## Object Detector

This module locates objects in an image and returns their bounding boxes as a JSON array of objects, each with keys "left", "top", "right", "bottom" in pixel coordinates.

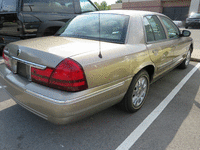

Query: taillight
[
  {"left": 31, "top": 58, "right": 88, "bottom": 92},
  {"left": 3, "top": 48, "right": 11, "bottom": 70},
  {"left": 31, "top": 67, "right": 54, "bottom": 86}
]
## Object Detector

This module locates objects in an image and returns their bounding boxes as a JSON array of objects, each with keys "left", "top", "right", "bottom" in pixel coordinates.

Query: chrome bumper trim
[{"left": 25, "top": 79, "right": 129, "bottom": 104}]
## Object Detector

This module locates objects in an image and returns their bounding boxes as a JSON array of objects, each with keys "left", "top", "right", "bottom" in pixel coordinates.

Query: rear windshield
[
  {"left": 22, "top": 0, "right": 75, "bottom": 13},
  {"left": 0, "top": 0, "right": 17, "bottom": 12},
  {"left": 55, "top": 13, "right": 129, "bottom": 44}
]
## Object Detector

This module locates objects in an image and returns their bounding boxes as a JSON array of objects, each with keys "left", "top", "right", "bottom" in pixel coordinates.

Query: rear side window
[
  {"left": 160, "top": 16, "right": 180, "bottom": 39},
  {"left": 22, "top": 0, "right": 75, "bottom": 13},
  {"left": 80, "top": 0, "right": 97, "bottom": 12},
  {"left": 144, "top": 15, "right": 166, "bottom": 42}
]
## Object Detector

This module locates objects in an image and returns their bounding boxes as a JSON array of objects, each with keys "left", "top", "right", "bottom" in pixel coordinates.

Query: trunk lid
[{"left": 6, "top": 36, "right": 100, "bottom": 68}]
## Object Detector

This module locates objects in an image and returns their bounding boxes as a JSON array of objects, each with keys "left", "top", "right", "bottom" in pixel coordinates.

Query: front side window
[
  {"left": 56, "top": 14, "right": 129, "bottom": 44},
  {"left": 160, "top": 16, "right": 180, "bottom": 39},
  {"left": 22, "top": 0, "right": 75, "bottom": 13},
  {"left": 146, "top": 15, "right": 166, "bottom": 41},
  {"left": 80, "top": 0, "right": 97, "bottom": 13}
]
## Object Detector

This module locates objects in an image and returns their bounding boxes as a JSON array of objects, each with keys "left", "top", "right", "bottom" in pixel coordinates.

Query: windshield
[{"left": 55, "top": 13, "right": 129, "bottom": 44}]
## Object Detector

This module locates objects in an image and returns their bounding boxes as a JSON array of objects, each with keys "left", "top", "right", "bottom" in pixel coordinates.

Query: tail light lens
[
  {"left": 31, "top": 58, "right": 88, "bottom": 92},
  {"left": 31, "top": 67, "right": 54, "bottom": 86},
  {"left": 3, "top": 48, "right": 11, "bottom": 70}
]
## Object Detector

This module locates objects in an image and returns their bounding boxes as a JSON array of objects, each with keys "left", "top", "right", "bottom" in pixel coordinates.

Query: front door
[{"left": 159, "top": 16, "right": 187, "bottom": 65}]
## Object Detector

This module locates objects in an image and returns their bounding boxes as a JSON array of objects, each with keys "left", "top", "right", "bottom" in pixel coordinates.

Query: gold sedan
[{"left": 0, "top": 10, "right": 193, "bottom": 124}]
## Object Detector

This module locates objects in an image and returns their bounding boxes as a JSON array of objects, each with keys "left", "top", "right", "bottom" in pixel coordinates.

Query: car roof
[{"left": 91, "top": 10, "right": 165, "bottom": 17}]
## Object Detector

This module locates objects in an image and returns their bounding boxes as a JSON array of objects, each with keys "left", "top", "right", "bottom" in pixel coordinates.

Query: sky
[{"left": 91, "top": 0, "right": 117, "bottom": 5}]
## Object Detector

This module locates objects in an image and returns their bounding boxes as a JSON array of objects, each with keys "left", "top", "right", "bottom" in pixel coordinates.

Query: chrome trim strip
[
  {"left": 11, "top": 56, "right": 46, "bottom": 69},
  {"left": 174, "top": 57, "right": 184, "bottom": 65},
  {"left": 3, "top": 49, "right": 9, "bottom": 54},
  {"left": 4, "top": 53, "right": 46, "bottom": 70},
  {"left": 173, "top": 54, "right": 185, "bottom": 65},
  {"left": 158, "top": 60, "right": 173, "bottom": 71},
  {"left": 25, "top": 79, "right": 129, "bottom": 104}
]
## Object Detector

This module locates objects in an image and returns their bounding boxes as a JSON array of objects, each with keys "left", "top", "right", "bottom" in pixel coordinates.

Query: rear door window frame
[{"left": 143, "top": 15, "right": 167, "bottom": 44}]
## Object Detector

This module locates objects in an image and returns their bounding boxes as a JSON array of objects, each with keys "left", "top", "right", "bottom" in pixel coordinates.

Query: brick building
[{"left": 111, "top": 0, "right": 200, "bottom": 21}]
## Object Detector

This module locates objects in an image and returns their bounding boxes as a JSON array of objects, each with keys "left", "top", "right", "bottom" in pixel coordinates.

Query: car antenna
[{"left": 98, "top": 7, "right": 102, "bottom": 58}]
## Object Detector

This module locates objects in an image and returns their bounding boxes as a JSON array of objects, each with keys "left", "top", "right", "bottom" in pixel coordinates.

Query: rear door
[{"left": 144, "top": 15, "right": 174, "bottom": 77}]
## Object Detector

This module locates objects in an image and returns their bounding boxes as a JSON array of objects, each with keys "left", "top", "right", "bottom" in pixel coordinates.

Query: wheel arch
[
  {"left": 133, "top": 63, "right": 155, "bottom": 83},
  {"left": 142, "top": 65, "right": 155, "bottom": 82}
]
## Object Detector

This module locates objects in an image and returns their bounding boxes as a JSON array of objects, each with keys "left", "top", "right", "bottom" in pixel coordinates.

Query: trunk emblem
[{"left": 17, "top": 49, "right": 21, "bottom": 56}]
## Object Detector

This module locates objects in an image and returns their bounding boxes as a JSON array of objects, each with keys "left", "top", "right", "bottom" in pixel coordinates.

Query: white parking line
[
  {"left": 0, "top": 85, "right": 16, "bottom": 111},
  {"left": 0, "top": 99, "right": 16, "bottom": 111},
  {"left": 116, "top": 63, "right": 200, "bottom": 150}
]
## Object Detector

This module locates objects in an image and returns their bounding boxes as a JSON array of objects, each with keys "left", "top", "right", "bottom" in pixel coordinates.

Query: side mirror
[{"left": 181, "top": 30, "right": 191, "bottom": 37}]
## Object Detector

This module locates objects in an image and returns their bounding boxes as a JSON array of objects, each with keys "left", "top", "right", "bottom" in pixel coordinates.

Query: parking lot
[{"left": 0, "top": 29, "right": 200, "bottom": 150}]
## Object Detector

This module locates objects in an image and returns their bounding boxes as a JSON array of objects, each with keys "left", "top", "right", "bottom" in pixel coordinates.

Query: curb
[{"left": 191, "top": 58, "right": 200, "bottom": 62}]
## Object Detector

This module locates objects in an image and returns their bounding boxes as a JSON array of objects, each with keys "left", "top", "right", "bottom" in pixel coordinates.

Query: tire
[
  {"left": 120, "top": 70, "right": 150, "bottom": 113},
  {"left": 178, "top": 49, "right": 192, "bottom": 69}
]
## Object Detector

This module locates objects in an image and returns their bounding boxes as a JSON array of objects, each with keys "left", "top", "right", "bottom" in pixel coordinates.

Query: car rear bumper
[{"left": 0, "top": 63, "right": 131, "bottom": 124}]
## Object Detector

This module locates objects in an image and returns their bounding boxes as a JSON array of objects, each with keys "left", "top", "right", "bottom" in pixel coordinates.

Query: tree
[
  {"left": 94, "top": 2, "right": 100, "bottom": 9},
  {"left": 100, "top": 1, "right": 107, "bottom": 10},
  {"left": 116, "top": 0, "right": 122, "bottom": 3},
  {"left": 94, "top": 1, "right": 111, "bottom": 10}
]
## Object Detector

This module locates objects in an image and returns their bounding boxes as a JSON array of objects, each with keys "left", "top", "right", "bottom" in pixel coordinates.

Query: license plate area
[
  {"left": 4, "top": 54, "right": 46, "bottom": 81},
  {"left": 5, "top": 55, "right": 31, "bottom": 81},
  {"left": 17, "top": 61, "right": 31, "bottom": 80}
]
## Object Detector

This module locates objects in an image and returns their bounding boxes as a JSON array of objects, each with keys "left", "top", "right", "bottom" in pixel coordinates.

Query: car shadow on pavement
[{"left": 0, "top": 63, "right": 200, "bottom": 150}]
